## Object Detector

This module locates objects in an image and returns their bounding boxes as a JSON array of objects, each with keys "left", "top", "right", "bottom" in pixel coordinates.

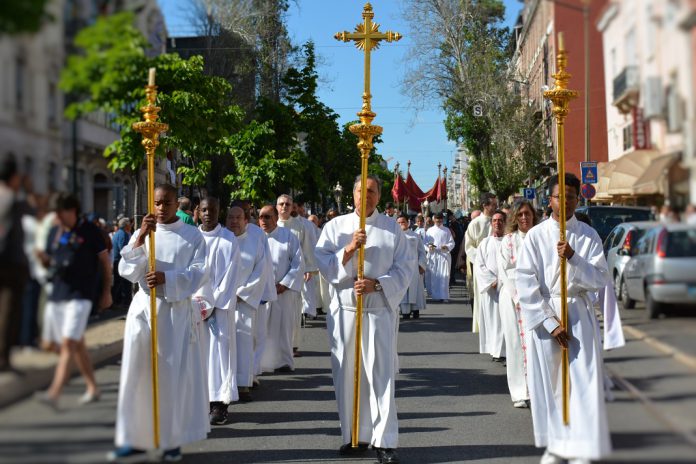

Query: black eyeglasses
[
  {"left": 550, "top": 194, "right": 578, "bottom": 201},
  {"left": 277, "top": 202, "right": 291, "bottom": 206},
  {"left": 259, "top": 214, "right": 274, "bottom": 220}
]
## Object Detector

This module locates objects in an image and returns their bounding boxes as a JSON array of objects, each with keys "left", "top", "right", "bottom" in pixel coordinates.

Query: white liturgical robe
[
  {"left": 116, "top": 220, "right": 209, "bottom": 450},
  {"left": 517, "top": 216, "right": 612, "bottom": 460},
  {"left": 195, "top": 224, "right": 241, "bottom": 404},
  {"left": 315, "top": 210, "right": 413, "bottom": 449},
  {"left": 497, "top": 231, "right": 530, "bottom": 403},
  {"left": 234, "top": 223, "right": 273, "bottom": 388},
  {"left": 426, "top": 225, "right": 455, "bottom": 300},
  {"left": 400, "top": 229, "right": 427, "bottom": 314},
  {"left": 260, "top": 226, "right": 303, "bottom": 372},
  {"left": 475, "top": 236, "right": 504, "bottom": 357},
  {"left": 464, "top": 214, "right": 491, "bottom": 332}
]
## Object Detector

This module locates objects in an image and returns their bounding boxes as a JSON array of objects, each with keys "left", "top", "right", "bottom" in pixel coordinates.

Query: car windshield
[
  {"left": 586, "top": 208, "right": 652, "bottom": 241},
  {"left": 666, "top": 230, "right": 696, "bottom": 257}
]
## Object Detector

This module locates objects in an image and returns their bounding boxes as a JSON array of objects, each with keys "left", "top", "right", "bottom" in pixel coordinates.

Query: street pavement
[{"left": 1, "top": 281, "right": 695, "bottom": 464}]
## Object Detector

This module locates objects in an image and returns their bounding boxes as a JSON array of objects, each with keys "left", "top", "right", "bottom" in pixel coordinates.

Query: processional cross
[{"left": 334, "top": 2, "right": 401, "bottom": 448}]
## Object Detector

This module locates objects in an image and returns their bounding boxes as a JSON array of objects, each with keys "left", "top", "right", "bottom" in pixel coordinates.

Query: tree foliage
[
  {"left": 402, "top": 0, "right": 544, "bottom": 201},
  {"left": 0, "top": 0, "right": 51, "bottom": 35}
]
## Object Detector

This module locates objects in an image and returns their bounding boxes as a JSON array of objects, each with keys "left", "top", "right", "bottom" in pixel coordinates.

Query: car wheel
[
  {"left": 645, "top": 288, "right": 662, "bottom": 320},
  {"left": 614, "top": 272, "right": 622, "bottom": 303},
  {"left": 621, "top": 276, "right": 635, "bottom": 309}
]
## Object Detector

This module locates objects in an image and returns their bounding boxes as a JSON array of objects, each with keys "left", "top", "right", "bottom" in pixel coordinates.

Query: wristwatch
[{"left": 374, "top": 280, "right": 383, "bottom": 292}]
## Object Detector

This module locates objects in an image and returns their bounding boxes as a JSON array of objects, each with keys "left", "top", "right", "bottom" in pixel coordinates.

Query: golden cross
[{"left": 335, "top": 2, "right": 401, "bottom": 123}]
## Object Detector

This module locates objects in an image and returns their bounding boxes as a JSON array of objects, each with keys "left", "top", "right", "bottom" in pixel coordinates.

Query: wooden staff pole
[
  {"left": 132, "top": 68, "right": 169, "bottom": 447},
  {"left": 543, "top": 33, "right": 578, "bottom": 426}
]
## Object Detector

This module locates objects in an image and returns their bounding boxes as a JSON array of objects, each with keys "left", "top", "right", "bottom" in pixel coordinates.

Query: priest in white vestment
[
  {"left": 259, "top": 205, "right": 303, "bottom": 373},
  {"left": 517, "top": 174, "right": 612, "bottom": 463},
  {"left": 195, "top": 198, "right": 241, "bottom": 425},
  {"left": 226, "top": 206, "right": 274, "bottom": 401},
  {"left": 426, "top": 213, "right": 455, "bottom": 302},
  {"left": 475, "top": 211, "right": 506, "bottom": 359},
  {"left": 277, "top": 194, "right": 317, "bottom": 353},
  {"left": 464, "top": 193, "right": 497, "bottom": 332},
  {"left": 110, "top": 185, "right": 208, "bottom": 462},
  {"left": 498, "top": 200, "right": 537, "bottom": 408},
  {"left": 397, "top": 215, "right": 426, "bottom": 318},
  {"left": 315, "top": 175, "right": 412, "bottom": 464}
]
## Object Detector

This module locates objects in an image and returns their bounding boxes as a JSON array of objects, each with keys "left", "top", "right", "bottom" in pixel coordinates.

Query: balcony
[{"left": 613, "top": 66, "right": 640, "bottom": 114}]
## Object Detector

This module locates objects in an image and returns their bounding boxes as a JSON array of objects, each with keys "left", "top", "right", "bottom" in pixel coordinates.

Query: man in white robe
[
  {"left": 315, "top": 175, "right": 413, "bottom": 464},
  {"left": 464, "top": 193, "right": 497, "bottom": 332},
  {"left": 397, "top": 215, "right": 426, "bottom": 318},
  {"left": 195, "top": 197, "right": 241, "bottom": 425},
  {"left": 109, "top": 184, "right": 208, "bottom": 463},
  {"left": 517, "top": 174, "right": 612, "bottom": 464},
  {"left": 425, "top": 213, "right": 455, "bottom": 302},
  {"left": 475, "top": 211, "right": 506, "bottom": 360},
  {"left": 226, "top": 205, "right": 273, "bottom": 401},
  {"left": 259, "top": 205, "right": 303, "bottom": 373},
  {"left": 276, "top": 194, "right": 317, "bottom": 354}
]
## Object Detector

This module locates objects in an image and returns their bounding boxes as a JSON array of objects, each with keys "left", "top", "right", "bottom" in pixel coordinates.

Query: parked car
[
  {"left": 575, "top": 205, "right": 653, "bottom": 243},
  {"left": 622, "top": 223, "right": 696, "bottom": 318},
  {"left": 603, "top": 221, "right": 658, "bottom": 304}
]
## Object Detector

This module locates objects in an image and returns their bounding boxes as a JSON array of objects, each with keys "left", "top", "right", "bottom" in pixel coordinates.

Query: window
[
  {"left": 666, "top": 74, "right": 683, "bottom": 133},
  {"left": 15, "top": 57, "right": 25, "bottom": 112},
  {"left": 47, "top": 82, "right": 59, "bottom": 127},
  {"left": 48, "top": 162, "right": 57, "bottom": 192},
  {"left": 622, "top": 124, "right": 634, "bottom": 151}
]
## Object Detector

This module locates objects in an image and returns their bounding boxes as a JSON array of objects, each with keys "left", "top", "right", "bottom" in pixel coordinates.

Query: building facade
[
  {"left": 596, "top": 0, "right": 694, "bottom": 207},
  {"left": 511, "top": 0, "right": 609, "bottom": 205},
  {"left": 0, "top": 0, "right": 167, "bottom": 222}
]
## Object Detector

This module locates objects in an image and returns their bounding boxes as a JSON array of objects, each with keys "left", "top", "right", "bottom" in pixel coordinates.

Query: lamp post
[{"left": 333, "top": 181, "right": 343, "bottom": 214}]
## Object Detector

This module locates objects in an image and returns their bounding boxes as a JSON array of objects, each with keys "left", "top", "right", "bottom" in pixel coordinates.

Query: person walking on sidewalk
[
  {"left": 39, "top": 193, "right": 111, "bottom": 408},
  {"left": 109, "top": 184, "right": 209, "bottom": 463},
  {"left": 315, "top": 175, "right": 413, "bottom": 464}
]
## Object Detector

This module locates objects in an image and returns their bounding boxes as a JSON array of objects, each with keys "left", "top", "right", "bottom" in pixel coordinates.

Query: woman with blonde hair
[{"left": 497, "top": 199, "right": 538, "bottom": 408}]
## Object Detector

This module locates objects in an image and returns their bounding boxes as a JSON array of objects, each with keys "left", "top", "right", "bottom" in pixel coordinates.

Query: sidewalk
[{"left": 0, "top": 313, "right": 126, "bottom": 408}]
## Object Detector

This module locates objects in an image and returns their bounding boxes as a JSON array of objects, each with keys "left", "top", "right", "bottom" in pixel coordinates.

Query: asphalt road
[{"left": 1, "top": 283, "right": 695, "bottom": 464}]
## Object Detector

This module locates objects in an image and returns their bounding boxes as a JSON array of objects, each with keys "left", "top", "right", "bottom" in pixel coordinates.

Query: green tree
[
  {"left": 60, "top": 12, "right": 270, "bottom": 211},
  {"left": 0, "top": 0, "right": 51, "bottom": 35}
]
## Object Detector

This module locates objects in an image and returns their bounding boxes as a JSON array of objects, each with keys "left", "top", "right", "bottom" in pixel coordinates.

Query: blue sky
[{"left": 158, "top": 0, "right": 523, "bottom": 189}]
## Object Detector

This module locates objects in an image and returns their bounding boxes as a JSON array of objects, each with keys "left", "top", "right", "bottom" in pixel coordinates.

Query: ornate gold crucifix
[{"left": 334, "top": 2, "right": 401, "bottom": 448}]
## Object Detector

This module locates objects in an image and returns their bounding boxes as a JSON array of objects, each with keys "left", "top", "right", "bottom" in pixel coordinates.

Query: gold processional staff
[
  {"left": 132, "top": 68, "right": 169, "bottom": 448},
  {"left": 543, "top": 33, "right": 578, "bottom": 426},
  {"left": 334, "top": 2, "right": 401, "bottom": 448}
]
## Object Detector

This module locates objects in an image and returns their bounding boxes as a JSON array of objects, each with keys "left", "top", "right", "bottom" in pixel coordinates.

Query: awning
[
  {"left": 632, "top": 153, "right": 681, "bottom": 194},
  {"left": 594, "top": 149, "right": 660, "bottom": 200}
]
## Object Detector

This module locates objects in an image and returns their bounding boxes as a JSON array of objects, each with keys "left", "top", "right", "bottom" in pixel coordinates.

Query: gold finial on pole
[
  {"left": 543, "top": 32, "right": 578, "bottom": 426},
  {"left": 335, "top": 3, "right": 401, "bottom": 448},
  {"left": 132, "top": 67, "right": 169, "bottom": 449}
]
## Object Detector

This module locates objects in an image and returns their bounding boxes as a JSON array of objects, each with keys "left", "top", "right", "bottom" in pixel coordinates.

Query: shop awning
[
  {"left": 594, "top": 149, "right": 660, "bottom": 200},
  {"left": 632, "top": 153, "right": 681, "bottom": 195}
]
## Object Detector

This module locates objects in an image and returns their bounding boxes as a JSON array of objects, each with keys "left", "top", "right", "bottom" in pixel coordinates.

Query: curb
[
  {"left": 623, "top": 325, "right": 696, "bottom": 372},
  {"left": 0, "top": 319, "right": 125, "bottom": 409}
]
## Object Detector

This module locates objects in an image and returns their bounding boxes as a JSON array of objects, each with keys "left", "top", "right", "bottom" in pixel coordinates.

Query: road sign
[
  {"left": 580, "top": 161, "right": 598, "bottom": 184},
  {"left": 581, "top": 183, "right": 596, "bottom": 200},
  {"left": 473, "top": 104, "right": 483, "bottom": 117},
  {"left": 523, "top": 188, "right": 535, "bottom": 200}
]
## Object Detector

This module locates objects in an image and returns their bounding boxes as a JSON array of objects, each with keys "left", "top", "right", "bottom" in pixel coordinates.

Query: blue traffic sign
[
  {"left": 581, "top": 161, "right": 598, "bottom": 184},
  {"left": 523, "top": 188, "right": 535, "bottom": 200}
]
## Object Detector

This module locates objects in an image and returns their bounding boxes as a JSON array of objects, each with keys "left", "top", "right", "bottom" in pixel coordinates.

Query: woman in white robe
[
  {"left": 497, "top": 200, "right": 537, "bottom": 408},
  {"left": 425, "top": 214, "right": 455, "bottom": 301},
  {"left": 475, "top": 234, "right": 504, "bottom": 358},
  {"left": 112, "top": 186, "right": 209, "bottom": 459}
]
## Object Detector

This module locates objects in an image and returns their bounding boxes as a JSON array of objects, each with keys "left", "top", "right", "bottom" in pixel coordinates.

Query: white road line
[{"left": 623, "top": 325, "right": 696, "bottom": 372}]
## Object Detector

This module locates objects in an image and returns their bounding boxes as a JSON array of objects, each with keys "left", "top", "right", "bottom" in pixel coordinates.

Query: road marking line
[
  {"left": 607, "top": 367, "right": 696, "bottom": 449},
  {"left": 623, "top": 325, "right": 696, "bottom": 372}
]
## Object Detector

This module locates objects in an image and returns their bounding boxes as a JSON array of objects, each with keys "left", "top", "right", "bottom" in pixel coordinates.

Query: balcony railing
[{"left": 613, "top": 66, "right": 640, "bottom": 113}]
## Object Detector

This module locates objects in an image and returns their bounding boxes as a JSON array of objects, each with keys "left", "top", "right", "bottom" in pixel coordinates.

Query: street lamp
[{"left": 333, "top": 182, "right": 343, "bottom": 214}]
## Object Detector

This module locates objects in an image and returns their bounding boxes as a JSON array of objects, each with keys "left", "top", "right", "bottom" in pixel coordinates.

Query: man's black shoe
[
  {"left": 375, "top": 447, "right": 400, "bottom": 463},
  {"left": 412, "top": 310, "right": 420, "bottom": 319},
  {"left": 339, "top": 443, "right": 369, "bottom": 455},
  {"left": 275, "top": 365, "right": 294, "bottom": 373},
  {"left": 209, "top": 404, "right": 227, "bottom": 425},
  {"left": 238, "top": 389, "right": 253, "bottom": 403}
]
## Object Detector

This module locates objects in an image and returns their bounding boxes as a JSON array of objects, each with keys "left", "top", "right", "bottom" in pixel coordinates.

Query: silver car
[
  {"left": 623, "top": 223, "right": 696, "bottom": 318},
  {"left": 603, "top": 221, "right": 658, "bottom": 304}
]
